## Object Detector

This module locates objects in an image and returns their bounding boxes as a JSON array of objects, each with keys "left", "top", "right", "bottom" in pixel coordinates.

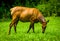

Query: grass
[{"left": 0, "top": 17, "right": 60, "bottom": 41}]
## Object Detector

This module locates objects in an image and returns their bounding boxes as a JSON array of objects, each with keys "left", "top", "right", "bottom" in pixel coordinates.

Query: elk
[{"left": 8, "top": 6, "right": 49, "bottom": 35}]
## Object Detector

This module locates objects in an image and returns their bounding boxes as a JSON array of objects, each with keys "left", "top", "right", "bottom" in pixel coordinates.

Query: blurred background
[{"left": 0, "top": 0, "right": 60, "bottom": 20}]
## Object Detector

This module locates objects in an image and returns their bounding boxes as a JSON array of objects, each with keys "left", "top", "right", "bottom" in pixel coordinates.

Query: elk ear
[{"left": 47, "top": 20, "right": 49, "bottom": 23}]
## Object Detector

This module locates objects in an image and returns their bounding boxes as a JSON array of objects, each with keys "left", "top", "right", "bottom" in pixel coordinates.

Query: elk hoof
[{"left": 42, "top": 32, "right": 44, "bottom": 33}]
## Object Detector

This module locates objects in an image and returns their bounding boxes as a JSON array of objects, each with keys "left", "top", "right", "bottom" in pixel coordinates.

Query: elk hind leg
[
  {"left": 14, "top": 19, "right": 19, "bottom": 33},
  {"left": 8, "top": 17, "right": 17, "bottom": 35},
  {"left": 8, "top": 21, "right": 15, "bottom": 35}
]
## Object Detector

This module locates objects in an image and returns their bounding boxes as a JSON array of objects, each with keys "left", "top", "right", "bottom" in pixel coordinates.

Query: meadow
[{"left": 0, "top": 17, "right": 60, "bottom": 41}]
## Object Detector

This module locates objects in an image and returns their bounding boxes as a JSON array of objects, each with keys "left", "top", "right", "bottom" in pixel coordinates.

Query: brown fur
[{"left": 8, "top": 6, "right": 49, "bottom": 35}]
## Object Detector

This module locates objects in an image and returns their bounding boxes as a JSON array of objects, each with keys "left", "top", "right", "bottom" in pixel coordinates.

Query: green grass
[{"left": 0, "top": 17, "right": 60, "bottom": 41}]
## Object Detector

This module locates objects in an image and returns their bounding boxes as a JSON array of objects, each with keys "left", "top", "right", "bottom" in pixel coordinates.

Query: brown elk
[{"left": 8, "top": 6, "right": 49, "bottom": 35}]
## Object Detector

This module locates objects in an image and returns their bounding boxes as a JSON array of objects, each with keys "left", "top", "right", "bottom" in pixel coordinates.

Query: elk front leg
[
  {"left": 27, "top": 21, "right": 34, "bottom": 33},
  {"left": 31, "top": 23, "right": 34, "bottom": 33}
]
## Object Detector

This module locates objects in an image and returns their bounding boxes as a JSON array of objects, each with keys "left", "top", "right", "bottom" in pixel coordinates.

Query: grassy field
[{"left": 0, "top": 17, "right": 60, "bottom": 41}]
